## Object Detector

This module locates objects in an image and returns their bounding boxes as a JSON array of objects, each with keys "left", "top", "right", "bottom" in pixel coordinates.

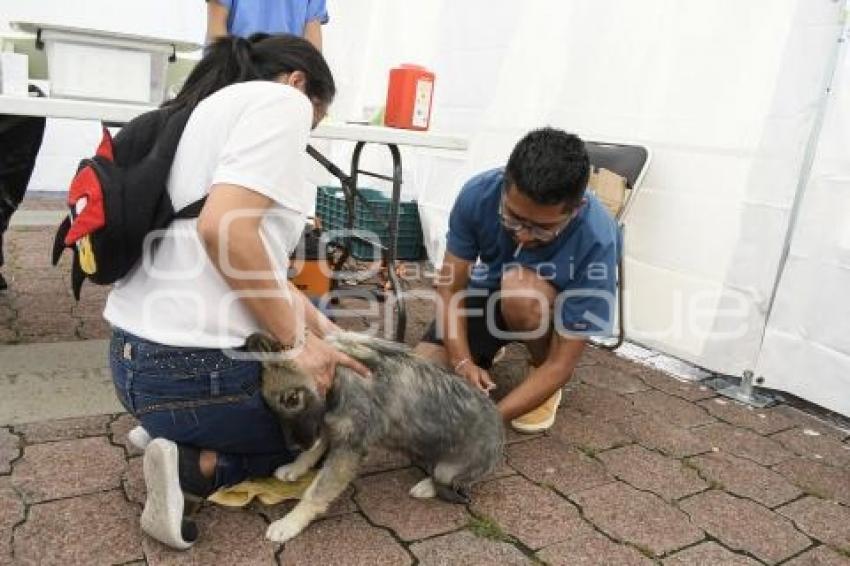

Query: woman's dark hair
[
  {"left": 505, "top": 127, "right": 589, "bottom": 208},
  {"left": 164, "top": 33, "right": 335, "bottom": 110}
]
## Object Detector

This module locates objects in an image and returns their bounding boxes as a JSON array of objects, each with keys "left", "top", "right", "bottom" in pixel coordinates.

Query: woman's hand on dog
[
  {"left": 292, "top": 332, "right": 371, "bottom": 394},
  {"left": 457, "top": 362, "right": 496, "bottom": 395}
]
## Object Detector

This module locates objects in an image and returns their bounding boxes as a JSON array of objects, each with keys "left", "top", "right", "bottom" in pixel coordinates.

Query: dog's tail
[{"left": 326, "top": 331, "right": 409, "bottom": 362}]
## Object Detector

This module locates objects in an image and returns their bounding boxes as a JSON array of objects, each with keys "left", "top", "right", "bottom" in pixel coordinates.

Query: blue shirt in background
[
  {"left": 446, "top": 168, "right": 620, "bottom": 336},
  {"left": 217, "top": 0, "right": 329, "bottom": 38}
]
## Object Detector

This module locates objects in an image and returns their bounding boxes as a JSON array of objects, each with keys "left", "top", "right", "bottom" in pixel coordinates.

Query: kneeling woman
[{"left": 105, "top": 34, "right": 367, "bottom": 549}]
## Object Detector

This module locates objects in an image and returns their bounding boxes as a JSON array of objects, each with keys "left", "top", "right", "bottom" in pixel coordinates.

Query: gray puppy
[{"left": 246, "top": 331, "right": 505, "bottom": 543}]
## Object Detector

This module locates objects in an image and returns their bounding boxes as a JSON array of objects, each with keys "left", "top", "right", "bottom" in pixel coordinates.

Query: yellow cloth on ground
[{"left": 207, "top": 471, "right": 317, "bottom": 507}]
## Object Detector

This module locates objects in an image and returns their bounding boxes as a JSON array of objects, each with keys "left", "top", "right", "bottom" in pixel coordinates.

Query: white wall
[
  {"left": 0, "top": 0, "right": 203, "bottom": 43},
  {"left": 1, "top": 0, "right": 204, "bottom": 192},
  {"left": 756, "top": 25, "right": 850, "bottom": 417}
]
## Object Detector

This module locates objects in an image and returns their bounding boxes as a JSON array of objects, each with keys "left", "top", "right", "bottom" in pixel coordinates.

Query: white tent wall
[
  {"left": 756, "top": 17, "right": 850, "bottom": 417},
  {"left": 323, "top": 1, "right": 847, "bottom": 404}
]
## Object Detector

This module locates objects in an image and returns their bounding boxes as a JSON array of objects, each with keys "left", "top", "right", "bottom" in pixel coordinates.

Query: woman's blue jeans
[{"left": 109, "top": 328, "right": 296, "bottom": 489}]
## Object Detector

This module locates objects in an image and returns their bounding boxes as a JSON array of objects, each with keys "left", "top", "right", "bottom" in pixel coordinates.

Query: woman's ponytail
[{"left": 164, "top": 33, "right": 334, "bottom": 111}]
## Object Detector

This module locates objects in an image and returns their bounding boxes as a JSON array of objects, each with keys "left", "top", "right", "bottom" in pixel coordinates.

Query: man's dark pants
[{"left": 0, "top": 115, "right": 47, "bottom": 273}]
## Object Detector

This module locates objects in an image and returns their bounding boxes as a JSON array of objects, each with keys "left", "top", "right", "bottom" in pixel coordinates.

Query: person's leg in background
[{"left": 0, "top": 115, "right": 47, "bottom": 290}]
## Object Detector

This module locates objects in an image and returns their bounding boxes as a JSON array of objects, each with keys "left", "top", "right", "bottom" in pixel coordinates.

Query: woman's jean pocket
[{"left": 109, "top": 329, "right": 292, "bottom": 460}]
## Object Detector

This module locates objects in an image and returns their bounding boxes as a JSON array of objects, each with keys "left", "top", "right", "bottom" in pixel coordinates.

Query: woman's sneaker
[
  {"left": 510, "top": 389, "right": 562, "bottom": 433},
  {"left": 141, "top": 439, "right": 199, "bottom": 550},
  {"left": 128, "top": 426, "right": 152, "bottom": 451}
]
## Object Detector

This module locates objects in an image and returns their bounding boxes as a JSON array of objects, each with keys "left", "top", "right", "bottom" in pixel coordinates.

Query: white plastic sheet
[{"left": 756, "top": 16, "right": 850, "bottom": 416}]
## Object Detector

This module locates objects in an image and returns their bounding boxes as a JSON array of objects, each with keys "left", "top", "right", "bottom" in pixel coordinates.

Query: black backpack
[{"left": 52, "top": 106, "right": 206, "bottom": 299}]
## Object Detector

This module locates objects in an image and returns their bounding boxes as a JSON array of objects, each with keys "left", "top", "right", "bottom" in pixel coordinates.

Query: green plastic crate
[{"left": 315, "top": 186, "right": 424, "bottom": 260}]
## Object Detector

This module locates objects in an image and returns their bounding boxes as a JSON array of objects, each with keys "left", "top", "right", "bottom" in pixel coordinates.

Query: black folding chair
[{"left": 584, "top": 141, "right": 652, "bottom": 350}]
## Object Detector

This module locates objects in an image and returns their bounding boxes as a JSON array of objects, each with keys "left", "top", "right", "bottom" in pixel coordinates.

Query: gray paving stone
[
  {"left": 504, "top": 427, "right": 543, "bottom": 445},
  {"left": 14, "top": 415, "right": 111, "bottom": 444},
  {"left": 359, "top": 445, "right": 412, "bottom": 475},
  {"left": 410, "top": 530, "right": 532, "bottom": 566},
  {"left": 355, "top": 468, "right": 468, "bottom": 542},
  {"left": 0, "top": 478, "right": 24, "bottom": 562},
  {"left": 772, "top": 428, "right": 850, "bottom": 469},
  {"left": 561, "top": 382, "right": 638, "bottom": 424},
  {"left": 143, "top": 505, "right": 277, "bottom": 565},
  {"left": 471, "top": 475, "right": 590, "bottom": 550},
  {"left": 631, "top": 390, "right": 716, "bottom": 428},
  {"left": 598, "top": 444, "right": 708, "bottom": 501},
  {"left": 661, "top": 541, "right": 762, "bottom": 565},
  {"left": 637, "top": 370, "right": 716, "bottom": 402},
  {"left": 507, "top": 436, "right": 612, "bottom": 496},
  {"left": 680, "top": 490, "right": 811, "bottom": 564},
  {"left": 110, "top": 413, "right": 144, "bottom": 457},
  {"left": 698, "top": 398, "right": 796, "bottom": 435},
  {"left": 575, "top": 365, "right": 650, "bottom": 395},
  {"left": 281, "top": 513, "right": 411, "bottom": 566},
  {"left": 773, "top": 406, "right": 850, "bottom": 441},
  {"left": 122, "top": 456, "right": 145, "bottom": 506},
  {"left": 0, "top": 527, "right": 11, "bottom": 566},
  {"left": 550, "top": 409, "right": 632, "bottom": 452},
  {"left": 774, "top": 458, "right": 850, "bottom": 506},
  {"left": 14, "top": 490, "right": 143, "bottom": 566},
  {"left": 256, "top": 485, "right": 358, "bottom": 523},
  {"left": 693, "top": 421, "right": 793, "bottom": 466},
  {"left": 537, "top": 529, "right": 654, "bottom": 565},
  {"left": 688, "top": 452, "right": 802, "bottom": 508},
  {"left": 11, "top": 436, "right": 127, "bottom": 502},
  {"left": 570, "top": 481, "right": 704, "bottom": 557},
  {"left": 783, "top": 546, "right": 850, "bottom": 566},
  {"left": 778, "top": 497, "right": 850, "bottom": 551},
  {"left": 0, "top": 429, "right": 19, "bottom": 475},
  {"left": 620, "top": 413, "right": 713, "bottom": 458}
]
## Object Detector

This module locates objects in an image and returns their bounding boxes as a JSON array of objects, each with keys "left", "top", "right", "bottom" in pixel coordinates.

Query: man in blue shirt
[
  {"left": 206, "top": 0, "right": 329, "bottom": 50},
  {"left": 417, "top": 128, "right": 620, "bottom": 433}
]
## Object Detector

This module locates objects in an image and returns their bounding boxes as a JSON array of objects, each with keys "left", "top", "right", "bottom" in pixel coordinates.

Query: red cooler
[{"left": 384, "top": 64, "right": 435, "bottom": 131}]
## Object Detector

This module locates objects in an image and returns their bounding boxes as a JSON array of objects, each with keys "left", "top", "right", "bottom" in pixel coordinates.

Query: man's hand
[
  {"left": 291, "top": 332, "right": 371, "bottom": 395},
  {"left": 456, "top": 360, "right": 496, "bottom": 394}
]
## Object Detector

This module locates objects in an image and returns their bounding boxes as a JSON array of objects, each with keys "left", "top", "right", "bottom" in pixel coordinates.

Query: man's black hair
[{"left": 505, "top": 127, "right": 589, "bottom": 207}]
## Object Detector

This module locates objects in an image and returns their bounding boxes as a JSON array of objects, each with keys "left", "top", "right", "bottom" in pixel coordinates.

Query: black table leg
[{"left": 349, "top": 142, "right": 407, "bottom": 342}]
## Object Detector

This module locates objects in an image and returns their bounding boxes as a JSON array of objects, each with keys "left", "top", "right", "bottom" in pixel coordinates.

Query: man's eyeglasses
[{"left": 498, "top": 194, "right": 574, "bottom": 242}]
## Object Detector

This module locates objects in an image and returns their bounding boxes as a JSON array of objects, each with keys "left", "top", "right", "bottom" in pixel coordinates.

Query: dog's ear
[{"left": 245, "top": 332, "right": 282, "bottom": 354}]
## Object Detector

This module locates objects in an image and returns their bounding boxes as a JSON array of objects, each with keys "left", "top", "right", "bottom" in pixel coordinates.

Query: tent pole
[{"left": 721, "top": 2, "right": 849, "bottom": 406}]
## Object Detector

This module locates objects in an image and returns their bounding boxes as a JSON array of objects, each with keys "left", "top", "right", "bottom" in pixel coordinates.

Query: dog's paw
[
  {"left": 409, "top": 477, "right": 437, "bottom": 499},
  {"left": 266, "top": 516, "right": 305, "bottom": 543},
  {"left": 274, "top": 463, "right": 307, "bottom": 483}
]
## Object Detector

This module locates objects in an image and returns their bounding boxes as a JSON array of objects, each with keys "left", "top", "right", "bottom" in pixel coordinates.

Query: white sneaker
[
  {"left": 141, "top": 439, "right": 197, "bottom": 550},
  {"left": 128, "top": 426, "right": 152, "bottom": 451}
]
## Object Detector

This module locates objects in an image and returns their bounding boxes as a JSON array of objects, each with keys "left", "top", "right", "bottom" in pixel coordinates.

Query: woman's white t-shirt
[{"left": 103, "top": 81, "right": 313, "bottom": 349}]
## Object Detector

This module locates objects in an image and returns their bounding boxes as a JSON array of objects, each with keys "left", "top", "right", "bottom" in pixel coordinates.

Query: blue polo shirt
[
  {"left": 446, "top": 168, "right": 620, "bottom": 336},
  {"left": 217, "top": 0, "right": 329, "bottom": 38}
]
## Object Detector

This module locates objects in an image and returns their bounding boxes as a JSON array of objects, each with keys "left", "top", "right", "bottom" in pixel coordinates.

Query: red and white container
[{"left": 384, "top": 64, "right": 435, "bottom": 131}]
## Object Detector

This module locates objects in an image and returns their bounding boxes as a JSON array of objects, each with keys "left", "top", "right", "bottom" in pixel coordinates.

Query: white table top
[
  {"left": 0, "top": 94, "right": 152, "bottom": 124},
  {"left": 0, "top": 95, "right": 469, "bottom": 150},
  {"left": 11, "top": 21, "right": 201, "bottom": 52}
]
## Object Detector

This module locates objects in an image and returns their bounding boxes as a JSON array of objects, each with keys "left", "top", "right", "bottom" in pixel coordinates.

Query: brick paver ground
[{"left": 3, "top": 195, "right": 850, "bottom": 565}]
